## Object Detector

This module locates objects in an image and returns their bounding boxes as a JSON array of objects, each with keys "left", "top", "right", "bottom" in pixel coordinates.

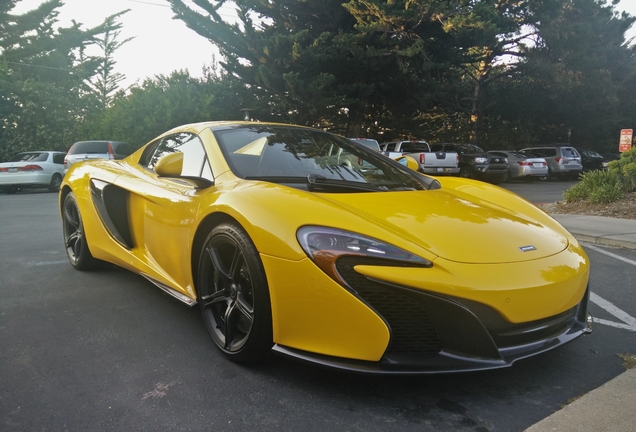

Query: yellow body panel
[{"left": 262, "top": 255, "right": 390, "bottom": 361}]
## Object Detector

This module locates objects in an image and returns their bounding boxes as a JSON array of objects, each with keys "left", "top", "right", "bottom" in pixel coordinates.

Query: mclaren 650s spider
[{"left": 60, "top": 121, "right": 591, "bottom": 373}]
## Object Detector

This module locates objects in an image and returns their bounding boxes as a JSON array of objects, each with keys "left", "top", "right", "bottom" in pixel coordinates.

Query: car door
[{"left": 115, "top": 132, "right": 215, "bottom": 296}]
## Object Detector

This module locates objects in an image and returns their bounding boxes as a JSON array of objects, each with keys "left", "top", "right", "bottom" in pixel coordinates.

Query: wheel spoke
[
  {"left": 228, "top": 247, "right": 242, "bottom": 280},
  {"left": 222, "top": 299, "right": 253, "bottom": 350},
  {"left": 223, "top": 301, "right": 238, "bottom": 349},
  {"left": 65, "top": 230, "right": 81, "bottom": 249},
  {"left": 200, "top": 290, "right": 230, "bottom": 310},
  {"left": 207, "top": 246, "right": 233, "bottom": 284},
  {"left": 64, "top": 205, "right": 79, "bottom": 229},
  {"left": 236, "top": 293, "right": 255, "bottom": 317}
]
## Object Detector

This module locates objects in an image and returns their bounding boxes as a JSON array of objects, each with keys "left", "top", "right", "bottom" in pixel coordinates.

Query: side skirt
[{"left": 140, "top": 272, "right": 197, "bottom": 307}]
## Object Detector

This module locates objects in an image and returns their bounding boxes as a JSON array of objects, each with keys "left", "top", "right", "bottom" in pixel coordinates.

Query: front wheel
[
  {"left": 458, "top": 167, "right": 473, "bottom": 179},
  {"left": 62, "top": 192, "right": 98, "bottom": 270},
  {"left": 197, "top": 223, "right": 273, "bottom": 363}
]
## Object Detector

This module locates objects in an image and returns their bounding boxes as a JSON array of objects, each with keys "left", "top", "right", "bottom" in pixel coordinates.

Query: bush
[
  {"left": 563, "top": 147, "right": 636, "bottom": 205},
  {"left": 563, "top": 169, "right": 625, "bottom": 203},
  {"left": 608, "top": 147, "right": 636, "bottom": 191},
  {"left": 588, "top": 183, "right": 624, "bottom": 204}
]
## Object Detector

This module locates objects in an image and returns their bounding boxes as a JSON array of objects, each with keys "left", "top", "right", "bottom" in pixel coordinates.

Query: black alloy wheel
[
  {"left": 197, "top": 223, "right": 272, "bottom": 363},
  {"left": 62, "top": 192, "right": 98, "bottom": 270},
  {"left": 49, "top": 174, "right": 63, "bottom": 192}
]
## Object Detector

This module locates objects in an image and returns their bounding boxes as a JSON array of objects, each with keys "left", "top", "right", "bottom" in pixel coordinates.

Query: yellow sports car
[{"left": 60, "top": 121, "right": 591, "bottom": 373}]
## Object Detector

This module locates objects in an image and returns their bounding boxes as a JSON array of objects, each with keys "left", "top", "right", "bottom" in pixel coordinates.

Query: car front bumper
[{"left": 273, "top": 283, "right": 591, "bottom": 374}]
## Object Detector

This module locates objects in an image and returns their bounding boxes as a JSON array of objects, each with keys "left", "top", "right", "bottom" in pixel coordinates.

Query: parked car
[
  {"left": 380, "top": 140, "right": 460, "bottom": 175},
  {"left": 520, "top": 145, "right": 582, "bottom": 181},
  {"left": 601, "top": 152, "right": 621, "bottom": 168},
  {"left": 0, "top": 151, "right": 66, "bottom": 194},
  {"left": 488, "top": 150, "right": 548, "bottom": 182},
  {"left": 347, "top": 138, "right": 381, "bottom": 151},
  {"left": 60, "top": 121, "right": 591, "bottom": 373},
  {"left": 430, "top": 143, "right": 508, "bottom": 184},
  {"left": 577, "top": 149, "right": 604, "bottom": 172},
  {"left": 64, "top": 140, "right": 137, "bottom": 172}
]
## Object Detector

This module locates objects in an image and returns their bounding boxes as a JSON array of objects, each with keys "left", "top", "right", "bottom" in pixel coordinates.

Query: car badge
[{"left": 519, "top": 245, "right": 537, "bottom": 252}]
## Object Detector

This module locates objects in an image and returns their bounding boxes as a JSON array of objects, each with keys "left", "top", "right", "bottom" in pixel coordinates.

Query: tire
[
  {"left": 197, "top": 223, "right": 273, "bottom": 363},
  {"left": 502, "top": 170, "right": 511, "bottom": 183},
  {"left": 489, "top": 174, "right": 506, "bottom": 185},
  {"left": 49, "top": 174, "right": 63, "bottom": 192},
  {"left": 62, "top": 192, "right": 98, "bottom": 270},
  {"left": 458, "top": 167, "right": 473, "bottom": 179},
  {"left": 5, "top": 186, "right": 18, "bottom": 194}
]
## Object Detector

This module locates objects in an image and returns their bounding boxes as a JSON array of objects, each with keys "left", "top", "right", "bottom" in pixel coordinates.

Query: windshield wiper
[
  {"left": 244, "top": 175, "right": 383, "bottom": 192},
  {"left": 306, "top": 174, "right": 383, "bottom": 192}
]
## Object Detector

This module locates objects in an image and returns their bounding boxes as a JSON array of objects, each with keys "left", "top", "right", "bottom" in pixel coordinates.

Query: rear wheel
[
  {"left": 49, "top": 174, "right": 62, "bottom": 192},
  {"left": 197, "top": 223, "right": 272, "bottom": 363},
  {"left": 62, "top": 192, "right": 98, "bottom": 270},
  {"left": 502, "top": 170, "right": 511, "bottom": 183}
]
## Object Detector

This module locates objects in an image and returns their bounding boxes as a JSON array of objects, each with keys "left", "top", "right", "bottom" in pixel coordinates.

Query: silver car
[
  {"left": 520, "top": 145, "right": 582, "bottom": 180},
  {"left": 64, "top": 140, "right": 136, "bottom": 172},
  {"left": 488, "top": 150, "right": 548, "bottom": 182},
  {"left": 0, "top": 151, "right": 66, "bottom": 193}
]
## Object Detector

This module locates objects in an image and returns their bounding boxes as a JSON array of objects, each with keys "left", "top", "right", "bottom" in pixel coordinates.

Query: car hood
[{"left": 315, "top": 183, "right": 569, "bottom": 264}]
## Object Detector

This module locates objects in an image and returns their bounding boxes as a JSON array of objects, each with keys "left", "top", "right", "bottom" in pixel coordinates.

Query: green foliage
[
  {"left": 91, "top": 71, "right": 249, "bottom": 147},
  {"left": 588, "top": 184, "right": 624, "bottom": 204},
  {"left": 607, "top": 147, "right": 636, "bottom": 190},
  {"left": 562, "top": 150, "right": 636, "bottom": 205},
  {"left": 0, "top": 1, "right": 130, "bottom": 160},
  {"left": 563, "top": 169, "right": 625, "bottom": 203}
]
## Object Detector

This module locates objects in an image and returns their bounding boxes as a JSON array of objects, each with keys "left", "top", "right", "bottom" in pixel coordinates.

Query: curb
[{"left": 570, "top": 233, "right": 636, "bottom": 250}]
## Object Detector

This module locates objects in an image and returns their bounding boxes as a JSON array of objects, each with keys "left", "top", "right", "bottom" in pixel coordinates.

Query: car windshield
[
  {"left": 213, "top": 126, "right": 429, "bottom": 191},
  {"left": 9, "top": 152, "right": 47, "bottom": 162},
  {"left": 460, "top": 144, "right": 486, "bottom": 154}
]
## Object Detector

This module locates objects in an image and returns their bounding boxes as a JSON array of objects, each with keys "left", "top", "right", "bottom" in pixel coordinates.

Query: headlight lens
[
  {"left": 297, "top": 226, "right": 431, "bottom": 285},
  {"left": 474, "top": 157, "right": 488, "bottom": 164}
]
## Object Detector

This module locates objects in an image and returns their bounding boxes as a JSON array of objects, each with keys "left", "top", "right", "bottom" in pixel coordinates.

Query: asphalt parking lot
[{"left": 1, "top": 184, "right": 634, "bottom": 432}]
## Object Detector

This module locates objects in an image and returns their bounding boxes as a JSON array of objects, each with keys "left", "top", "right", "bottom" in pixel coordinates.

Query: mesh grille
[{"left": 336, "top": 258, "right": 442, "bottom": 354}]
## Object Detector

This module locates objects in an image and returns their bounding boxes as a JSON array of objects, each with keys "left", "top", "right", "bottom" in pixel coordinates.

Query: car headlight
[
  {"left": 474, "top": 157, "right": 488, "bottom": 164},
  {"left": 297, "top": 226, "right": 432, "bottom": 286}
]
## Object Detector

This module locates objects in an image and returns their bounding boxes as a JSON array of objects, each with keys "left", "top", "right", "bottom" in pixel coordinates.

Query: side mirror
[
  {"left": 155, "top": 152, "right": 183, "bottom": 177},
  {"left": 394, "top": 155, "right": 420, "bottom": 171},
  {"left": 154, "top": 151, "right": 214, "bottom": 189}
]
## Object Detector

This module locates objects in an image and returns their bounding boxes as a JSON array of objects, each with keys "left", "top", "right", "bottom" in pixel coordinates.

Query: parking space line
[
  {"left": 584, "top": 243, "right": 636, "bottom": 266},
  {"left": 590, "top": 292, "right": 636, "bottom": 330}
]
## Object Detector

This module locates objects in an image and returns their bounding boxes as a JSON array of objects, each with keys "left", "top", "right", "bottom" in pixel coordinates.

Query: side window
[
  {"left": 385, "top": 143, "right": 396, "bottom": 151},
  {"left": 144, "top": 133, "right": 213, "bottom": 181},
  {"left": 53, "top": 154, "right": 65, "bottom": 164},
  {"left": 138, "top": 139, "right": 162, "bottom": 168}
]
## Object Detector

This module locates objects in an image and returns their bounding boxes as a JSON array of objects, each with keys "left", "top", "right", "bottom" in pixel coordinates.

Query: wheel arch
[
  {"left": 191, "top": 211, "right": 242, "bottom": 297},
  {"left": 59, "top": 185, "right": 73, "bottom": 217}
]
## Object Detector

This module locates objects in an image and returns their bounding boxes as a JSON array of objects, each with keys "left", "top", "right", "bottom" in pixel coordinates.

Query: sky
[{"left": 11, "top": 0, "right": 636, "bottom": 90}]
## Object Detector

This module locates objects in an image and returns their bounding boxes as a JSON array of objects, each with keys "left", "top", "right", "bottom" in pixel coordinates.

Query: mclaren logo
[{"left": 519, "top": 245, "right": 537, "bottom": 252}]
